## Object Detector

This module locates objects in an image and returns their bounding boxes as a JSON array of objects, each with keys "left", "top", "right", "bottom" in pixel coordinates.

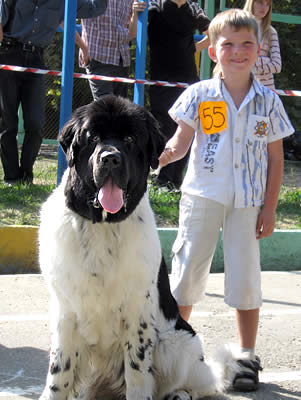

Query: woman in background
[{"left": 244, "top": 0, "right": 281, "bottom": 89}]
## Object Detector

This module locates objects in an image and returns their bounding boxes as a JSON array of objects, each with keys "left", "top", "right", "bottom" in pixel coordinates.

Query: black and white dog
[{"left": 39, "top": 95, "right": 238, "bottom": 400}]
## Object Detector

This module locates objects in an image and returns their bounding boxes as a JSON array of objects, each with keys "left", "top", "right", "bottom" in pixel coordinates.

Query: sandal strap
[
  {"left": 237, "top": 358, "right": 263, "bottom": 373},
  {"left": 233, "top": 370, "right": 259, "bottom": 385}
]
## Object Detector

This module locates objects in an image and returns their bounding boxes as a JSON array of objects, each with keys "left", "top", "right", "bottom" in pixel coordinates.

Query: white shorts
[{"left": 170, "top": 194, "right": 262, "bottom": 310}]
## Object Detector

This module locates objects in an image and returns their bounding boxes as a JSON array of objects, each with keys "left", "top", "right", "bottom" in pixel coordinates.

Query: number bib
[{"left": 198, "top": 101, "right": 227, "bottom": 135}]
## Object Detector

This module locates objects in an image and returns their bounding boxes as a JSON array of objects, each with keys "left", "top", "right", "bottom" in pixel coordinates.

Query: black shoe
[
  {"left": 3, "top": 178, "right": 21, "bottom": 186},
  {"left": 22, "top": 172, "right": 33, "bottom": 185},
  {"left": 233, "top": 356, "right": 263, "bottom": 392}
]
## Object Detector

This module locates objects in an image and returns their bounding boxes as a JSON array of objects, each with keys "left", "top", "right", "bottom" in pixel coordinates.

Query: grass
[{"left": 0, "top": 145, "right": 300, "bottom": 229}]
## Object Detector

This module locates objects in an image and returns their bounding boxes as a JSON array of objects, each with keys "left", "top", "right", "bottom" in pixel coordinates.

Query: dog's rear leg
[{"left": 40, "top": 312, "right": 80, "bottom": 400}]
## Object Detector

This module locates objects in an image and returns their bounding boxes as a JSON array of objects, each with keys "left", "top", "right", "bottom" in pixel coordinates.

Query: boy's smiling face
[{"left": 209, "top": 26, "right": 260, "bottom": 78}]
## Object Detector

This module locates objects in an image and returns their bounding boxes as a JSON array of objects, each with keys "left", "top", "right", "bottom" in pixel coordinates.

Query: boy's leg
[
  {"left": 178, "top": 305, "right": 193, "bottom": 321},
  {"left": 236, "top": 308, "right": 259, "bottom": 350},
  {"left": 171, "top": 195, "right": 224, "bottom": 319},
  {"left": 223, "top": 205, "right": 263, "bottom": 391}
]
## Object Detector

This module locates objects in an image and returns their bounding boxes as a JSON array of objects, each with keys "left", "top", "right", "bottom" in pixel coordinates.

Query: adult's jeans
[{"left": 0, "top": 46, "right": 45, "bottom": 181}]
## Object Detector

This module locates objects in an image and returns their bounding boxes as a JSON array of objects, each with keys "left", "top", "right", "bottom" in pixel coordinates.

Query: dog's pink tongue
[{"left": 98, "top": 177, "right": 124, "bottom": 214}]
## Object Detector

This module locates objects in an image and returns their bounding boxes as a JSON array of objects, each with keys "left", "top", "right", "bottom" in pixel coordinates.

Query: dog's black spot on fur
[
  {"left": 108, "top": 248, "right": 112, "bottom": 256},
  {"left": 91, "top": 272, "right": 98, "bottom": 277},
  {"left": 138, "top": 329, "right": 143, "bottom": 336},
  {"left": 75, "top": 351, "right": 78, "bottom": 357},
  {"left": 64, "top": 357, "right": 71, "bottom": 372},
  {"left": 138, "top": 216, "right": 144, "bottom": 223},
  {"left": 140, "top": 321, "right": 148, "bottom": 330},
  {"left": 130, "top": 360, "right": 140, "bottom": 371},
  {"left": 139, "top": 337, "right": 144, "bottom": 344},
  {"left": 50, "top": 363, "right": 61, "bottom": 375},
  {"left": 64, "top": 382, "right": 69, "bottom": 388},
  {"left": 137, "top": 346, "right": 145, "bottom": 361},
  {"left": 146, "top": 291, "right": 151, "bottom": 300},
  {"left": 50, "top": 384, "right": 60, "bottom": 392},
  {"left": 148, "top": 366, "right": 154, "bottom": 375},
  {"left": 125, "top": 341, "right": 132, "bottom": 351},
  {"left": 200, "top": 355, "right": 205, "bottom": 362}
]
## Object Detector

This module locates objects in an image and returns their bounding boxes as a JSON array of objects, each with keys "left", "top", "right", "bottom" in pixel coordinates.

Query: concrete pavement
[{"left": 0, "top": 271, "right": 301, "bottom": 399}]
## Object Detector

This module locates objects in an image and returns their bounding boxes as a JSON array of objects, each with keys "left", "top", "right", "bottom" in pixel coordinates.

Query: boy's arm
[
  {"left": 159, "top": 119, "right": 195, "bottom": 167},
  {"left": 256, "top": 139, "right": 284, "bottom": 239}
]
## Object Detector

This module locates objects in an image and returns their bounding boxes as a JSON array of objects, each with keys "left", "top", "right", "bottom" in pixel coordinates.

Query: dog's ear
[
  {"left": 59, "top": 116, "right": 81, "bottom": 168},
  {"left": 145, "top": 111, "right": 166, "bottom": 170}
]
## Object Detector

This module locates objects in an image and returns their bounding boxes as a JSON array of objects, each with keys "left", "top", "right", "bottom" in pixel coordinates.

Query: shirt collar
[{"left": 207, "top": 74, "right": 266, "bottom": 100}]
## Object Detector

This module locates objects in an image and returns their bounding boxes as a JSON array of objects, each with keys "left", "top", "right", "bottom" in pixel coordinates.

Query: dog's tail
[{"left": 204, "top": 343, "right": 240, "bottom": 394}]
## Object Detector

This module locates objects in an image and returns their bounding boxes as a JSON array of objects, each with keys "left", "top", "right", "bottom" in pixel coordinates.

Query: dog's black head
[{"left": 59, "top": 95, "right": 165, "bottom": 223}]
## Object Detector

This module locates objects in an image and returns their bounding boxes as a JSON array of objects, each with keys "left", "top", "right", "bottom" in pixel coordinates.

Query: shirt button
[
  {"left": 234, "top": 163, "right": 239, "bottom": 169},
  {"left": 235, "top": 137, "right": 240, "bottom": 143}
]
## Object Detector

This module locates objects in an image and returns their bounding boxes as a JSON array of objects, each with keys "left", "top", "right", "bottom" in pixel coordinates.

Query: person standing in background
[
  {"left": 148, "top": 0, "right": 210, "bottom": 190},
  {"left": 79, "top": 0, "right": 147, "bottom": 100},
  {"left": 0, "top": 0, "right": 108, "bottom": 186},
  {"left": 244, "top": 0, "right": 281, "bottom": 89}
]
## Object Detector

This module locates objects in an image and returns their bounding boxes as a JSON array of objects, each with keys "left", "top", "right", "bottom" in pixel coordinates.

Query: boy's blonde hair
[
  {"left": 208, "top": 9, "right": 258, "bottom": 77},
  {"left": 244, "top": 0, "right": 272, "bottom": 44}
]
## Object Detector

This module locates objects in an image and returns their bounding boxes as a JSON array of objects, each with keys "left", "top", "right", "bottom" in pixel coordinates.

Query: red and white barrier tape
[{"left": 1, "top": 64, "right": 300, "bottom": 96}]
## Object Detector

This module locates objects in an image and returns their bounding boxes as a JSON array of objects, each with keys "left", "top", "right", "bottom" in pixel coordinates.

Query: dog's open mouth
[{"left": 97, "top": 176, "right": 124, "bottom": 214}]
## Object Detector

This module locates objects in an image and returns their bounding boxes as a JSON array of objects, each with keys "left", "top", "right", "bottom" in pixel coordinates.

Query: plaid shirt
[{"left": 80, "top": 0, "right": 133, "bottom": 67}]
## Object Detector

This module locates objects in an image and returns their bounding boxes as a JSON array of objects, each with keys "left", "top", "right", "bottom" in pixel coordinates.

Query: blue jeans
[{"left": 0, "top": 45, "right": 45, "bottom": 181}]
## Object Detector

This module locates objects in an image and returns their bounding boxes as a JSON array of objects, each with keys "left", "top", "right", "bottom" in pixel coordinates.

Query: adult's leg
[
  {"left": 20, "top": 52, "right": 45, "bottom": 181},
  {"left": 0, "top": 50, "right": 22, "bottom": 181},
  {"left": 86, "top": 59, "right": 129, "bottom": 100},
  {"left": 150, "top": 86, "right": 188, "bottom": 187}
]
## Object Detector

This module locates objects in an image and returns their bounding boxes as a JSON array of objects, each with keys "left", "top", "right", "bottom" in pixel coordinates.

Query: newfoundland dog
[{"left": 39, "top": 95, "right": 239, "bottom": 400}]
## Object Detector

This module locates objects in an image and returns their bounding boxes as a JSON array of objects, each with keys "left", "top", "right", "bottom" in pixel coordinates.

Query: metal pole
[
  {"left": 133, "top": 0, "right": 149, "bottom": 106},
  {"left": 56, "top": 0, "right": 77, "bottom": 185}
]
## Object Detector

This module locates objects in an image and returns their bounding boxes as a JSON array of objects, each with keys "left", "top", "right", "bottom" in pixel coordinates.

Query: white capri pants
[{"left": 170, "top": 194, "right": 262, "bottom": 310}]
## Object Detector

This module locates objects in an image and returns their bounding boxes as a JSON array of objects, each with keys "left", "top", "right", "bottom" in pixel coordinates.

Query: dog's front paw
[{"left": 165, "top": 390, "right": 191, "bottom": 400}]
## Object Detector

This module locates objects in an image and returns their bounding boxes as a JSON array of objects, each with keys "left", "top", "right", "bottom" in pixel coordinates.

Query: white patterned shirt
[{"left": 169, "top": 77, "right": 294, "bottom": 208}]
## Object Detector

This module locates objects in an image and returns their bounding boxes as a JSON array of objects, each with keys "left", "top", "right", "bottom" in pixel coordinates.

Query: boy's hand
[
  {"left": 159, "top": 147, "right": 176, "bottom": 167},
  {"left": 256, "top": 207, "right": 276, "bottom": 239}
]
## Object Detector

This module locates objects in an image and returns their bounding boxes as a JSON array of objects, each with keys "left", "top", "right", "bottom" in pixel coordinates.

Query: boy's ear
[{"left": 208, "top": 45, "right": 217, "bottom": 63}]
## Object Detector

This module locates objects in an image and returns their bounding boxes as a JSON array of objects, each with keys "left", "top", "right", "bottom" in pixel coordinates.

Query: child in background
[
  {"left": 159, "top": 9, "right": 294, "bottom": 392},
  {"left": 244, "top": 0, "right": 281, "bottom": 89}
]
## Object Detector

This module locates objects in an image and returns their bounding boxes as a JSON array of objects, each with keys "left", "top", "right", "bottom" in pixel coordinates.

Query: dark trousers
[
  {"left": 149, "top": 85, "right": 190, "bottom": 188},
  {"left": 86, "top": 58, "right": 130, "bottom": 100},
  {"left": 0, "top": 46, "right": 45, "bottom": 181}
]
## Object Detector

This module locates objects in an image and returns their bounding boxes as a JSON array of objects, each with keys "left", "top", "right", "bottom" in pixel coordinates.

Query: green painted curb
[
  {"left": 159, "top": 228, "right": 301, "bottom": 272},
  {"left": 0, "top": 226, "right": 300, "bottom": 273}
]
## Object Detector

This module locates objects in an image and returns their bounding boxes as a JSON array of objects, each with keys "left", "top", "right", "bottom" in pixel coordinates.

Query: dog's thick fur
[{"left": 39, "top": 95, "right": 238, "bottom": 400}]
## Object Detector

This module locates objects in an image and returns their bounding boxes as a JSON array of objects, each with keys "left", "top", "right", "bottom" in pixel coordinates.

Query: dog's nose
[{"left": 100, "top": 150, "right": 121, "bottom": 169}]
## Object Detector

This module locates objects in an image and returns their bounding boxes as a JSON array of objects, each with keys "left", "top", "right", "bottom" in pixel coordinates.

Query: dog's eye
[{"left": 124, "top": 136, "right": 135, "bottom": 144}]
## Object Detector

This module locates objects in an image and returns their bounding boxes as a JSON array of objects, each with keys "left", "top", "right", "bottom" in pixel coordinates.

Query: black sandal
[{"left": 232, "top": 356, "right": 263, "bottom": 392}]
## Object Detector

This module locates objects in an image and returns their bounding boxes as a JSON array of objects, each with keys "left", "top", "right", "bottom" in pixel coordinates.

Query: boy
[{"left": 159, "top": 9, "right": 294, "bottom": 392}]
